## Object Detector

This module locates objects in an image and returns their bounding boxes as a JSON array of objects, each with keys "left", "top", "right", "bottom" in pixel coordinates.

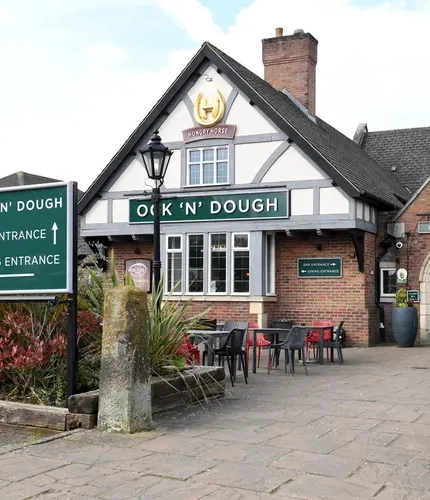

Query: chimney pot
[
  {"left": 275, "top": 27, "right": 283, "bottom": 37},
  {"left": 294, "top": 28, "right": 305, "bottom": 35}
]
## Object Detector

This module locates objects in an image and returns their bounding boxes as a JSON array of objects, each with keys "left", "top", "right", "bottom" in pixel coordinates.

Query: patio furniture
[
  {"left": 270, "top": 326, "right": 309, "bottom": 376},
  {"left": 191, "top": 318, "right": 218, "bottom": 364},
  {"left": 306, "top": 320, "right": 333, "bottom": 361},
  {"left": 212, "top": 328, "right": 248, "bottom": 387},
  {"left": 246, "top": 323, "right": 271, "bottom": 368},
  {"left": 249, "top": 327, "right": 291, "bottom": 374},
  {"left": 322, "top": 321, "right": 345, "bottom": 364}
]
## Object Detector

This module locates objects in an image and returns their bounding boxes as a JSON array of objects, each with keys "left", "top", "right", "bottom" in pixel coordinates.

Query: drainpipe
[{"left": 375, "top": 234, "right": 394, "bottom": 343}]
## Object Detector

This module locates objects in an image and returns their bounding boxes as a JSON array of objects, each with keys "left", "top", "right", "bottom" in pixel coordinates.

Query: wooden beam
[
  {"left": 349, "top": 229, "right": 365, "bottom": 273},
  {"left": 107, "top": 235, "right": 133, "bottom": 243},
  {"left": 316, "top": 229, "right": 334, "bottom": 238},
  {"left": 285, "top": 230, "right": 308, "bottom": 239},
  {"left": 132, "top": 234, "right": 153, "bottom": 242}
]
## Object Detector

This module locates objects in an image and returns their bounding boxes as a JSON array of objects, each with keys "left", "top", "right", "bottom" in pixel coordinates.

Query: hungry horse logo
[{"left": 194, "top": 90, "right": 225, "bottom": 127}]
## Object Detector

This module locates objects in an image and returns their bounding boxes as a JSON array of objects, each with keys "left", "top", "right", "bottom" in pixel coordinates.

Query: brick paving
[{"left": 2, "top": 345, "right": 430, "bottom": 499}]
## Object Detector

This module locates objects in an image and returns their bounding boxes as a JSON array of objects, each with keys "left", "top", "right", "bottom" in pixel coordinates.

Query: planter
[{"left": 392, "top": 306, "right": 418, "bottom": 347}]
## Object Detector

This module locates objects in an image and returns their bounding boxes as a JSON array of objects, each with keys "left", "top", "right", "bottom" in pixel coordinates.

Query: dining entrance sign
[
  {"left": 298, "top": 258, "right": 343, "bottom": 278},
  {"left": 0, "top": 182, "right": 74, "bottom": 294}
]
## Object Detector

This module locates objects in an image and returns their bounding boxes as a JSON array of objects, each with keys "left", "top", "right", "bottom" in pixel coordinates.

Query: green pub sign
[
  {"left": 0, "top": 183, "right": 73, "bottom": 294},
  {"left": 129, "top": 191, "right": 289, "bottom": 224},
  {"left": 298, "top": 258, "right": 343, "bottom": 278},
  {"left": 407, "top": 290, "right": 420, "bottom": 303}
]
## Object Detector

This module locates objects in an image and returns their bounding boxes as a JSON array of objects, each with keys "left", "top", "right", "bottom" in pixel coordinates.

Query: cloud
[{"left": 0, "top": 0, "right": 429, "bottom": 191}]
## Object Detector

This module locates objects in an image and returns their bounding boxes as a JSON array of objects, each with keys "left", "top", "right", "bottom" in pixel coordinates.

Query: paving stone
[
  {"left": 198, "top": 486, "right": 281, "bottom": 499},
  {"left": 353, "top": 431, "right": 398, "bottom": 446},
  {"left": 197, "top": 424, "right": 291, "bottom": 444},
  {"left": 0, "top": 454, "right": 67, "bottom": 481},
  {"left": 333, "top": 441, "right": 417, "bottom": 465},
  {"left": 96, "top": 475, "right": 161, "bottom": 499},
  {"left": 347, "top": 461, "right": 399, "bottom": 484},
  {"left": 0, "top": 482, "right": 47, "bottom": 499},
  {"left": 374, "top": 485, "right": 430, "bottom": 499},
  {"left": 198, "top": 441, "right": 287, "bottom": 465},
  {"left": 23, "top": 439, "right": 112, "bottom": 464},
  {"left": 375, "top": 420, "right": 430, "bottom": 437},
  {"left": 116, "top": 452, "right": 218, "bottom": 480},
  {"left": 90, "top": 470, "right": 141, "bottom": 489},
  {"left": 387, "top": 456, "right": 430, "bottom": 490},
  {"left": 66, "top": 429, "right": 165, "bottom": 447},
  {"left": 379, "top": 404, "right": 427, "bottom": 422},
  {"left": 276, "top": 472, "right": 382, "bottom": 499},
  {"left": 26, "top": 463, "right": 120, "bottom": 487},
  {"left": 270, "top": 449, "right": 365, "bottom": 479},
  {"left": 135, "top": 433, "right": 220, "bottom": 456},
  {"left": 264, "top": 433, "right": 345, "bottom": 454},
  {"left": 388, "top": 434, "right": 430, "bottom": 453},
  {"left": 196, "top": 462, "right": 297, "bottom": 493}
]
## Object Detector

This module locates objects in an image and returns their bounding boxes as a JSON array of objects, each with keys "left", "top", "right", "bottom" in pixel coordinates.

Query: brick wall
[
  {"left": 109, "top": 230, "right": 379, "bottom": 346},
  {"left": 379, "top": 181, "right": 430, "bottom": 343},
  {"left": 262, "top": 30, "right": 318, "bottom": 115}
]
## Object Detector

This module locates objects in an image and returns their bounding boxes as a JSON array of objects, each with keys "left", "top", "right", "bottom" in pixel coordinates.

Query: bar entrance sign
[
  {"left": 298, "top": 258, "right": 343, "bottom": 278},
  {"left": 0, "top": 183, "right": 73, "bottom": 294}
]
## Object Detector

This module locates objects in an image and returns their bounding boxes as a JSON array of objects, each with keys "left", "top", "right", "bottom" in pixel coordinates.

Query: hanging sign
[{"left": 397, "top": 268, "right": 408, "bottom": 284}]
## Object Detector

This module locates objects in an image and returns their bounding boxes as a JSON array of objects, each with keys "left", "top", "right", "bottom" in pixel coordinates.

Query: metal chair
[
  {"left": 269, "top": 326, "right": 309, "bottom": 376},
  {"left": 213, "top": 328, "right": 248, "bottom": 387}
]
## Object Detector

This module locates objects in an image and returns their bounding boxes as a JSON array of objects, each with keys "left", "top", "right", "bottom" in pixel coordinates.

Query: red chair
[
  {"left": 246, "top": 323, "right": 271, "bottom": 368},
  {"left": 177, "top": 337, "right": 200, "bottom": 365},
  {"left": 306, "top": 320, "right": 333, "bottom": 361}
]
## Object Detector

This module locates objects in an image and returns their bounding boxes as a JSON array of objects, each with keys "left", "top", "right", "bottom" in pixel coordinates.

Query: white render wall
[{"left": 235, "top": 141, "right": 282, "bottom": 184}]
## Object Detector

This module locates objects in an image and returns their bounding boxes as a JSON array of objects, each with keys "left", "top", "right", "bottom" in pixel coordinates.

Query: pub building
[{"left": 78, "top": 28, "right": 430, "bottom": 346}]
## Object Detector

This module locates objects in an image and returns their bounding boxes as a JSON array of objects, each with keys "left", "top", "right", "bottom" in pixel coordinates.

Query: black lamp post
[{"left": 138, "top": 130, "right": 173, "bottom": 305}]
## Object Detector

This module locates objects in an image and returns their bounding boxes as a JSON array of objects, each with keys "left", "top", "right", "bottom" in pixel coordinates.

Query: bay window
[{"left": 164, "top": 232, "right": 250, "bottom": 295}]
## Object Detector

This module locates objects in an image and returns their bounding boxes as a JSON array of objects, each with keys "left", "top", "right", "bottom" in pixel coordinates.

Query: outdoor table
[
  {"left": 301, "top": 325, "right": 334, "bottom": 365},
  {"left": 249, "top": 328, "right": 291, "bottom": 374},
  {"left": 187, "top": 330, "right": 229, "bottom": 366}
]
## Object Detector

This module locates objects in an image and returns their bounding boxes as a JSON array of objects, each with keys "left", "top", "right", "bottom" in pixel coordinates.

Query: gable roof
[
  {"left": 78, "top": 42, "right": 409, "bottom": 213},
  {"left": 393, "top": 175, "right": 430, "bottom": 221},
  {"left": 360, "top": 126, "right": 430, "bottom": 195}
]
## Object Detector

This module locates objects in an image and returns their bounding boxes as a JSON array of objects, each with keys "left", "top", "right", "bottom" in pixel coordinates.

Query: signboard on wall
[
  {"left": 298, "top": 258, "right": 343, "bottom": 278},
  {"left": 0, "top": 182, "right": 74, "bottom": 294},
  {"left": 407, "top": 290, "right": 420, "bottom": 303},
  {"left": 125, "top": 259, "right": 152, "bottom": 292},
  {"left": 129, "top": 191, "right": 289, "bottom": 224}
]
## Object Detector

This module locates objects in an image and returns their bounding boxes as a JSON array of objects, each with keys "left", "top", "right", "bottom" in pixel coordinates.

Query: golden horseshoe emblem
[{"left": 194, "top": 90, "right": 225, "bottom": 127}]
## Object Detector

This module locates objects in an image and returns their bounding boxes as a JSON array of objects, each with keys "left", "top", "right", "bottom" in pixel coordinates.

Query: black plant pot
[{"left": 391, "top": 307, "right": 418, "bottom": 347}]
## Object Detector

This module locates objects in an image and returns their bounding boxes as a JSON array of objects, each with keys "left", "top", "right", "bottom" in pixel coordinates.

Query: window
[
  {"left": 232, "top": 233, "right": 250, "bottom": 294},
  {"left": 266, "top": 233, "right": 275, "bottom": 294},
  {"left": 166, "top": 236, "right": 182, "bottom": 293},
  {"left": 209, "top": 234, "right": 227, "bottom": 293},
  {"left": 187, "top": 234, "right": 204, "bottom": 293},
  {"left": 380, "top": 268, "right": 396, "bottom": 297},
  {"left": 164, "top": 232, "right": 251, "bottom": 295},
  {"left": 187, "top": 147, "right": 228, "bottom": 186}
]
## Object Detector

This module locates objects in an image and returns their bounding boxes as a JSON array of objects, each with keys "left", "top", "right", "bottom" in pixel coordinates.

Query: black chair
[
  {"left": 213, "top": 328, "right": 248, "bottom": 387},
  {"left": 322, "top": 321, "right": 344, "bottom": 364},
  {"left": 270, "top": 319, "right": 294, "bottom": 369},
  {"left": 269, "top": 326, "right": 309, "bottom": 376}
]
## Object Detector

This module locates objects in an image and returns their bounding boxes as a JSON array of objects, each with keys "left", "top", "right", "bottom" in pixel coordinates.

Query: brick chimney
[{"left": 262, "top": 28, "right": 318, "bottom": 116}]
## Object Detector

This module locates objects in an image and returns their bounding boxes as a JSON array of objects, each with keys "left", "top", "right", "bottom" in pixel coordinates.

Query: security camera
[{"left": 396, "top": 241, "right": 403, "bottom": 249}]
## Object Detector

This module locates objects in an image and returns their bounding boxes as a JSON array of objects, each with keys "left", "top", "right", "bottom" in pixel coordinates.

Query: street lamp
[{"left": 139, "top": 130, "right": 173, "bottom": 303}]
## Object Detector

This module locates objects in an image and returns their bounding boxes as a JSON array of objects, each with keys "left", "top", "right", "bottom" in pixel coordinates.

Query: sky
[{"left": 0, "top": 0, "right": 429, "bottom": 190}]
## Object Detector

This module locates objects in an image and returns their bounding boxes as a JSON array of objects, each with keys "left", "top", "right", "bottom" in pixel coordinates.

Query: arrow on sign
[{"left": 52, "top": 222, "right": 58, "bottom": 245}]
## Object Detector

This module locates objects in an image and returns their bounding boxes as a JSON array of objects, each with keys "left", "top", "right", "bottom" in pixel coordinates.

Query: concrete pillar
[{"left": 98, "top": 286, "right": 152, "bottom": 433}]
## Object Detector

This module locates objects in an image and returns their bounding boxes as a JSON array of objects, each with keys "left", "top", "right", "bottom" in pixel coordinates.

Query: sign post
[{"left": 0, "top": 181, "right": 77, "bottom": 397}]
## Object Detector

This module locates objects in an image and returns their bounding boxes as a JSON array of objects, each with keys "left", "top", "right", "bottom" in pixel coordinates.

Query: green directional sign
[
  {"left": 298, "top": 258, "right": 343, "bottom": 278},
  {"left": 129, "top": 191, "right": 289, "bottom": 224},
  {"left": 0, "top": 182, "right": 73, "bottom": 294}
]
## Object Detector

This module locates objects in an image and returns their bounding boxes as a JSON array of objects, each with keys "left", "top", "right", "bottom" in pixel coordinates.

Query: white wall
[
  {"left": 290, "top": 189, "right": 314, "bottom": 215},
  {"left": 187, "top": 65, "right": 233, "bottom": 105},
  {"left": 319, "top": 187, "right": 349, "bottom": 214},
  {"left": 235, "top": 141, "right": 282, "bottom": 184},
  {"left": 112, "top": 199, "right": 129, "bottom": 223},
  {"left": 108, "top": 158, "right": 148, "bottom": 192},
  {"left": 226, "top": 94, "right": 277, "bottom": 136},
  {"left": 262, "top": 144, "right": 325, "bottom": 183},
  {"left": 85, "top": 200, "right": 108, "bottom": 224},
  {"left": 161, "top": 149, "right": 181, "bottom": 189},
  {"left": 157, "top": 100, "right": 194, "bottom": 143}
]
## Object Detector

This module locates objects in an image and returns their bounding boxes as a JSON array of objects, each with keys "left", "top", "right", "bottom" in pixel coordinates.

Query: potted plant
[{"left": 391, "top": 288, "right": 418, "bottom": 347}]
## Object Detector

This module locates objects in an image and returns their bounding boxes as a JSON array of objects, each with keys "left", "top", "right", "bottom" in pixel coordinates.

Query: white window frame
[
  {"left": 185, "top": 233, "right": 205, "bottom": 295},
  {"left": 165, "top": 235, "right": 183, "bottom": 294},
  {"left": 380, "top": 267, "right": 397, "bottom": 298},
  {"left": 266, "top": 232, "right": 276, "bottom": 295},
  {"left": 186, "top": 146, "right": 229, "bottom": 187},
  {"left": 208, "top": 233, "right": 228, "bottom": 295},
  {"left": 231, "top": 232, "right": 250, "bottom": 295}
]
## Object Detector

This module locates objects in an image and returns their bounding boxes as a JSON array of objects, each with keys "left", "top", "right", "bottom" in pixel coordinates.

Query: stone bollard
[{"left": 97, "top": 286, "right": 152, "bottom": 433}]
